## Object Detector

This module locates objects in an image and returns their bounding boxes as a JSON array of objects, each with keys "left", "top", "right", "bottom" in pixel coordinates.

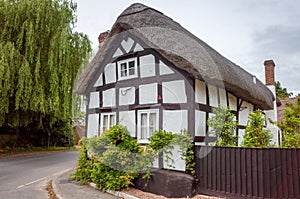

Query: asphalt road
[{"left": 0, "top": 150, "right": 78, "bottom": 199}]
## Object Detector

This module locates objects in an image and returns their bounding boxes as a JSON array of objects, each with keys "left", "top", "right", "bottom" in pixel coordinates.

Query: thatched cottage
[{"left": 75, "top": 3, "right": 280, "bottom": 170}]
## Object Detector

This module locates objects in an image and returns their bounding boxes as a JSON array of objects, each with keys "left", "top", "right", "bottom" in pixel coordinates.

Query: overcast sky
[{"left": 74, "top": 0, "right": 300, "bottom": 95}]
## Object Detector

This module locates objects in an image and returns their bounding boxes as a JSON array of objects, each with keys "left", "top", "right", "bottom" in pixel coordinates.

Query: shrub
[
  {"left": 242, "top": 111, "right": 272, "bottom": 148},
  {"left": 207, "top": 106, "right": 238, "bottom": 146}
]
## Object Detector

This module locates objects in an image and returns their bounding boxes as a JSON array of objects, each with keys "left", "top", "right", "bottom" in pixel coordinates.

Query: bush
[
  {"left": 207, "top": 106, "right": 238, "bottom": 146},
  {"left": 242, "top": 111, "right": 272, "bottom": 148},
  {"left": 72, "top": 125, "right": 196, "bottom": 191}
]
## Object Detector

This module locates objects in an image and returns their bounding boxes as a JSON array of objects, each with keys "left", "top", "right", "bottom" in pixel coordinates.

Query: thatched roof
[{"left": 75, "top": 3, "right": 274, "bottom": 110}]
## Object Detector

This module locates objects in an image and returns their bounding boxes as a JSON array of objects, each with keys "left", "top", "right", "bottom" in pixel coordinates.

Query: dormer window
[{"left": 118, "top": 58, "right": 137, "bottom": 80}]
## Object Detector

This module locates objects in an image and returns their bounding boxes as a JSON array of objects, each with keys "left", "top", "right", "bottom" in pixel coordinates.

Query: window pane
[
  {"left": 141, "top": 113, "right": 148, "bottom": 139},
  {"left": 128, "top": 61, "right": 135, "bottom": 75},
  {"left": 149, "top": 113, "right": 156, "bottom": 137},
  {"left": 121, "top": 63, "right": 127, "bottom": 77},
  {"left": 110, "top": 115, "right": 115, "bottom": 128},
  {"left": 103, "top": 115, "right": 108, "bottom": 131}
]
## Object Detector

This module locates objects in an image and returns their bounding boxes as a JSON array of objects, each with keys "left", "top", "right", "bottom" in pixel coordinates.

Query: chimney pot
[
  {"left": 264, "top": 60, "right": 275, "bottom": 85},
  {"left": 98, "top": 31, "right": 109, "bottom": 48}
]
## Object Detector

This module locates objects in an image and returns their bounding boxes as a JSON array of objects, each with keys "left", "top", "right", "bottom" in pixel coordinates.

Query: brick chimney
[
  {"left": 264, "top": 60, "right": 275, "bottom": 85},
  {"left": 98, "top": 31, "right": 109, "bottom": 48}
]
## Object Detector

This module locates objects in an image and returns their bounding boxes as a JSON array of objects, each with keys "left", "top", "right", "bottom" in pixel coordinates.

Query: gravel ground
[{"left": 121, "top": 188, "right": 224, "bottom": 199}]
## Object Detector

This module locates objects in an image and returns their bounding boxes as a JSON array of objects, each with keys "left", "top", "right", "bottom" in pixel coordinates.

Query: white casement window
[
  {"left": 100, "top": 113, "right": 116, "bottom": 134},
  {"left": 118, "top": 58, "right": 137, "bottom": 80},
  {"left": 137, "top": 109, "right": 159, "bottom": 143}
]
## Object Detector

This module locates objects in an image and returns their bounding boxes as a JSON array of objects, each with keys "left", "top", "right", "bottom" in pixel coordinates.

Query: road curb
[
  {"left": 52, "top": 168, "right": 140, "bottom": 199},
  {"left": 89, "top": 182, "right": 140, "bottom": 199},
  {"left": 51, "top": 168, "right": 73, "bottom": 199}
]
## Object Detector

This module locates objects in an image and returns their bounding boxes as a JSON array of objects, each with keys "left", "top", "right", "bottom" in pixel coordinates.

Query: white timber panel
[
  {"left": 104, "top": 63, "right": 116, "bottom": 84},
  {"left": 163, "top": 110, "right": 188, "bottom": 133},
  {"left": 228, "top": 93, "right": 237, "bottom": 111},
  {"left": 113, "top": 48, "right": 123, "bottom": 58},
  {"left": 238, "top": 101, "right": 253, "bottom": 126},
  {"left": 119, "top": 111, "right": 136, "bottom": 137},
  {"left": 208, "top": 113, "right": 216, "bottom": 136},
  {"left": 162, "top": 80, "right": 187, "bottom": 103},
  {"left": 140, "top": 54, "right": 155, "bottom": 78},
  {"left": 195, "top": 110, "right": 206, "bottom": 136},
  {"left": 219, "top": 88, "right": 227, "bottom": 107},
  {"left": 238, "top": 129, "right": 245, "bottom": 146},
  {"left": 134, "top": 43, "right": 144, "bottom": 52},
  {"left": 89, "top": 92, "right": 99, "bottom": 109},
  {"left": 102, "top": 88, "right": 116, "bottom": 107},
  {"left": 208, "top": 85, "right": 218, "bottom": 107},
  {"left": 163, "top": 145, "right": 186, "bottom": 171},
  {"left": 139, "top": 83, "right": 157, "bottom": 104},
  {"left": 195, "top": 80, "right": 206, "bottom": 104},
  {"left": 121, "top": 37, "right": 134, "bottom": 53},
  {"left": 87, "top": 114, "right": 99, "bottom": 138},
  {"left": 119, "top": 87, "right": 135, "bottom": 105},
  {"left": 94, "top": 73, "right": 103, "bottom": 87},
  {"left": 159, "top": 60, "right": 174, "bottom": 75},
  {"left": 152, "top": 156, "right": 159, "bottom": 168}
]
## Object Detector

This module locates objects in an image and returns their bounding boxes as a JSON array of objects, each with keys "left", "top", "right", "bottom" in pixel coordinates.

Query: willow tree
[{"left": 0, "top": 0, "right": 91, "bottom": 146}]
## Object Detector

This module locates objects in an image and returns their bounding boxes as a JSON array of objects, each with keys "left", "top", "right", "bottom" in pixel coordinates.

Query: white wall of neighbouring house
[{"left": 264, "top": 85, "right": 280, "bottom": 146}]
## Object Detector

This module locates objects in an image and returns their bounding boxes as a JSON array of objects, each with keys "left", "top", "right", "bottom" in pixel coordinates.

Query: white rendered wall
[
  {"left": 87, "top": 114, "right": 99, "bottom": 138},
  {"left": 134, "top": 43, "right": 144, "bottom": 52},
  {"left": 219, "top": 88, "right": 227, "bottom": 107},
  {"left": 140, "top": 55, "right": 155, "bottom": 78},
  {"left": 113, "top": 48, "right": 123, "bottom": 58},
  {"left": 104, "top": 63, "right": 116, "bottom": 84},
  {"left": 238, "top": 101, "right": 253, "bottom": 126},
  {"left": 94, "top": 73, "right": 103, "bottom": 87},
  {"left": 163, "top": 110, "right": 187, "bottom": 133},
  {"left": 119, "top": 87, "right": 135, "bottom": 105},
  {"left": 208, "top": 113, "right": 216, "bottom": 136},
  {"left": 195, "top": 110, "right": 206, "bottom": 136},
  {"left": 163, "top": 145, "right": 186, "bottom": 171},
  {"left": 89, "top": 92, "right": 99, "bottom": 109},
  {"left": 162, "top": 80, "right": 187, "bottom": 103},
  {"left": 102, "top": 88, "right": 116, "bottom": 107},
  {"left": 195, "top": 80, "right": 206, "bottom": 104},
  {"left": 265, "top": 85, "right": 280, "bottom": 146},
  {"left": 139, "top": 83, "right": 157, "bottom": 104},
  {"left": 159, "top": 60, "right": 174, "bottom": 75},
  {"left": 238, "top": 129, "right": 245, "bottom": 146},
  {"left": 119, "top": 111, "right": 136, "bottom": 137},
  {"left": 121, "top": 37, "right": 134, "bottom": 53},
  {"left": 208, "top": 85, "right": 218, "bottom": 107},
  {"left": 228, "top": 93, "right": 237, "bottom": 111}
]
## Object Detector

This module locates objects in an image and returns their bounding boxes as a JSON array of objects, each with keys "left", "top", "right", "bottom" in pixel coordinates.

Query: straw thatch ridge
[{"left": 75, "top": 3, "right": 274, "bottom": 110}]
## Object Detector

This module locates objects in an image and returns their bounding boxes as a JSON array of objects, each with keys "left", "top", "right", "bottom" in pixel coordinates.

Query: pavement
[{"left": 52, "top": 168, "right": 139, "bottom": 199}]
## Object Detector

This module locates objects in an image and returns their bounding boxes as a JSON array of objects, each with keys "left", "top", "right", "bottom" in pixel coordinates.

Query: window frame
[
  {"left": 117, "top": 58, "right": 138, "bottom": 80},
  {"left": 100, "top": 112, "right": 116, "bottom": 135},
  {"left": 137, "top": 109, "right": 159, "bottom": 143}
]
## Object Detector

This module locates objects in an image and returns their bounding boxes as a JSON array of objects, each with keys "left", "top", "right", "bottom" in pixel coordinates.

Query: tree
[
  {"left": 275, "top": 96, "right": 300, "bottom": 147},
  {"left": 275, "top": 81, "right": 293, "bottom": 99},
  {"left": 207, "top": 106, "right": 238, "bottom": 146},
  {"left": 0, "top": 0, "right": 91, "bottom": 146},
  {"left": 242, "top": 111, "right": 272, "bottom": 148}
]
